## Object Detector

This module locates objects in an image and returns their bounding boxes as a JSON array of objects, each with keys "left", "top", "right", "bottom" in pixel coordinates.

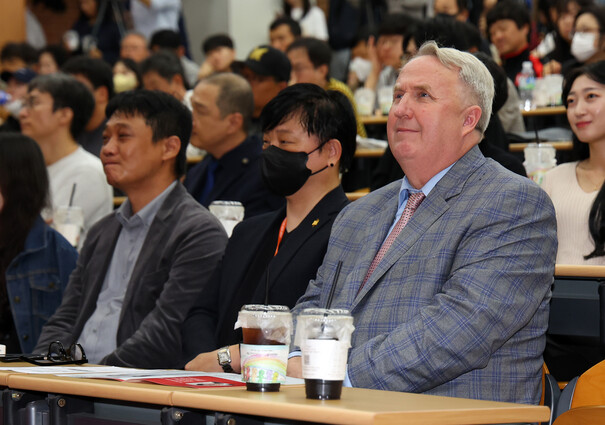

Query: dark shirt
[
  {"left": 184, "top": 134, "right": 283, "bottom": 219},
  {"left": 501, "top": 46, "right": 531, "bottom": 86},
  {"left": 72, "top": 17, "right": 121, "bottom": 65},
  {"left": 78, "top": 119, "right": 107, "bottom": 158}
]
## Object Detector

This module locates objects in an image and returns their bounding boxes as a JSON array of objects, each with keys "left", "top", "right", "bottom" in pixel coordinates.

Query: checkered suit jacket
[{"left": 292, "top": 145, "right": 557, "bottom": 404}]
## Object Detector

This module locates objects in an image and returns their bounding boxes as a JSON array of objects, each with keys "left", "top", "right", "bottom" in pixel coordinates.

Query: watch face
[{"left": 218, "top": 350, "right": 230, "bottom": 364}]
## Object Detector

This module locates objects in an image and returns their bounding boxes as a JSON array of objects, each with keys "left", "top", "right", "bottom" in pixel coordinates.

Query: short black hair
[
  {"left": 413, "top": 17, "right": 473, "bottom": 51},
  {"left": 140, "top": 51, "right": 188, "bottom": 89},
  {"left": 149, "top": 29, "right": 182, "bottom": 51},
  {"left": 28, "top": 73, "right": 95, "bottom": 140},
  {"left": 473, "top": 52, "right": 509, "bottom": 113},
  {"left": 105, "top": 89, "right": 192, "bottom": 178},
  {"left": 378, "top": 13, "right": 419, "bottom": 37},
  {"left": 287, "top": 37, "right": 332, "bottom": 72},
  {"left": 1, "top": 42, "right": 38, "bottom": 66},
  {"left": 202, "top": 34, "right": 234, "bottom": 54},
  {"left": 486, "top": 0, "right": 531, "bottom": 31},
  {"left": 38, "top": 44, "right": 70, "bottom": 69},
  {"left": 260, "top": 83, "right": 357, "bottom": 172},
  {"left": 62, "top": 55, "right": 115, "bottom": 99},
  {"left": 269, "top": 16, "right": 302, "bottom": 36}
]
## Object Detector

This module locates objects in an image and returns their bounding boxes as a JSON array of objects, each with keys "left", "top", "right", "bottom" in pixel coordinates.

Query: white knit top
[{"left": 542, "top": 161, "right": 605, "bottom": 265}]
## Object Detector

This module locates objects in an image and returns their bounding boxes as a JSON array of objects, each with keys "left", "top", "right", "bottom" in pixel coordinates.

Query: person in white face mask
[{"left": 564, "top": 5, "right": 605, "bottom": 75}]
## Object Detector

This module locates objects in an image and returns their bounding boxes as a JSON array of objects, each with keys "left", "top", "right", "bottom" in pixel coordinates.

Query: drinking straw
[
  {"left": 68, "top": 183, "right": 77, "bottom": 207},
  {"left": 325, "top": 261, "right": 343, "bottom": 310}
]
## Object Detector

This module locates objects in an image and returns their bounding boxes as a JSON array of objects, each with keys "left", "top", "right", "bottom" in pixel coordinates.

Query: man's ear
[
  {"left": 462, "top": 105, "right": 482, "bottom": 137},
  {"left": 162, "top": 135, "right": 181, "bottom": 161},
  {"left": 57, "top": 107, "right": 74, "bottom": 128},
  {"left": 226, "top": 112, "right": 244, "bottom": 134},
  {"left": 95, "top": 86, "right": 109, "bottom": 105}
]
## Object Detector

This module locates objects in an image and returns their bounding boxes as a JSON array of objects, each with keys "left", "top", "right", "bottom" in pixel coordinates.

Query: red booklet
[{"left": 144, "top": 375, "right": 245, "bottom": 388}]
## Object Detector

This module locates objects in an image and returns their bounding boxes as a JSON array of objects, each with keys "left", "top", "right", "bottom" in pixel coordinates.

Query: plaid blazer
[{"left": 293, "top": 145, "right": 557, "bottom": 404}]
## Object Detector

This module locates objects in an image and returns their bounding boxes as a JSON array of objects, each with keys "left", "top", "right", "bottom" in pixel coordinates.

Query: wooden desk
[
  {"left": 508, "top": 140, "right": 573, "bottom": 153},
  {"left": 0, "top": 366, "right": 550, "bottom": 425},
  {"left": 362, "top": 106, "right": 566, "bottom": 123},
  {"left": 521, "top": 106, "right": 566, "bottom": 117},
  {"left": 171, "top": 386, "right": 550, "bottom": 425},
  {"left": 360, "top": 115, "right": 388, "bottom": 125},
  {"left": 555, "top": 264, "right": 605, "bottom": 278}
]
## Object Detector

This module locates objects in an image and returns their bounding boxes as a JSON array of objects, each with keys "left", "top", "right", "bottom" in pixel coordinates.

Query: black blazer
[
  {"left": 35, "top": 183, "right": 228, "bottom": 369},
  {"left": 182, "top": 186, "right": 349, "bottom": 362},
  {"left": 184, "top": 135, "right": 283, "bottom": 219}
]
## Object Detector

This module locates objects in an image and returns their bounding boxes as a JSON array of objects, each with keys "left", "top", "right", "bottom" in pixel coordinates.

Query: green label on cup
[{"left": 240, "top": 344, "right": 288, "bottom": 384}]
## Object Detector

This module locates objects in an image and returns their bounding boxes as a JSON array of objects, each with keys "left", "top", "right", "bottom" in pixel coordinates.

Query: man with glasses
[
  {"left": 19, "top": 74, "right": 113, "bottom": 243},
  {"left": 34, "top": 90, "right": 228, "bottom": 369}
]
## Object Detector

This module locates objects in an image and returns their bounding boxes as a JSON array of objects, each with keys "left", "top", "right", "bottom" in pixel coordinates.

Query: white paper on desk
[{"left": 0, "top": 366, "right": 127, "bottom": 374}]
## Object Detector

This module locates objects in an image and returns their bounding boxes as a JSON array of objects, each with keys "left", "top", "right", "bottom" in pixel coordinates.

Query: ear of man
[
  {"left": 461, "top": 105, "right": 482, "bottom": 138},
  {"left": 323, "top": 138, "right": 343, "bottom": 165},
  {"left": 161, "top": 135, "right": 181, "bottom": 162}
]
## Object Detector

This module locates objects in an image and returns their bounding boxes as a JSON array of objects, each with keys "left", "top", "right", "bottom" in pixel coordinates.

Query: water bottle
[
  {"left": 517, "top": 61, "right": 536, "bottom": 111},
  {"left": 0, "top": 91, "right": 11, "bottom": 106}
]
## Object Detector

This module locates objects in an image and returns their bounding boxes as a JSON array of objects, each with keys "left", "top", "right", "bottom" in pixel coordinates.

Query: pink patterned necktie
[{"left": 359, "top": 192, "right": 426, "bottom": 293}]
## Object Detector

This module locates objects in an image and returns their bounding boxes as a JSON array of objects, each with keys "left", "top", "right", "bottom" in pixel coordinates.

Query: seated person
[
  {"left": 37, "top": 44, "right": 69, "bottom": 75},
  {"left": 140, "top": 51, "right": 191, "bottom": 108},
  {"left": 0, "top": 67, "right": 37, "bottom": 133},
  {"left": 182, "top": 83, "right": 356, "bottom": 371},
  {"left": 269, "top": 16, "right": 302, "bottom": 52},
  {"left": 119, "top": 32, "right": 150, "bottom": 63},
  {"left": 184, "top": 73, "right": 283, "bottom": 218},
  {"left": 364, "top": 13, "right": 418, "bottom": 92},
  {"left": 487, "top": 0, "right": 542, "bottom": 84},
  {"left": 149, "top": 29, "right": 199, "bottom": 88},
  {"left": 62, "top": 56, "right": 115, "bottom": 158},
  {"left": 543, "top": 61, "right": 605, "bottom": 265},
  {"left": 197, "top": 34, "right": 237, "bottom": 81},
  {"left": 19, "top": 74, "right": 113, "bottom": 243},
  {"left": 112, "top": 58, "right": 142, "bottom": 93},
  {"left": 288, "top": 42, "right": 557, "bottom": 405},
  {"left": 287, "top": 37, "right": 367, "bottom": 137},
  {"left": 34, "top": 90, "right": 228, "bottom": 368},
  {"left": 0, "top": 133, "right": 78, "bottom": 353},
  {"left": 241, "top": 45, "right": 291, "bottom": 135}
]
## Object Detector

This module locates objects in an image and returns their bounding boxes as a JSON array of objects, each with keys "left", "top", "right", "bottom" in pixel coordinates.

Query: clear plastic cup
[
  {"left": 354, "top": 88, "right": 376, "bottom": 116},
  {"left": 53, "top": 206, "right": 84, "bottom": 249},
  {"left": 235, "top": 304, "right": 293, "bottom": 392},
  {"left": 209, "top": 200, "right": 245, "bottom": 237},
  {"left": 295, "top": 308, "right": 355, "bottom": 400}
]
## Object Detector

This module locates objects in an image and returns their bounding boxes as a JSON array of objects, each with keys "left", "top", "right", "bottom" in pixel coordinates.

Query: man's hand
[{"left": 287, "top": 356, "right": 303, "bottom": 378}]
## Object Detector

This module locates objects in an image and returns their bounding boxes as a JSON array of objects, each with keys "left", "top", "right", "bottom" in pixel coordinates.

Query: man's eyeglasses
[{"left": 21, "top": 341, "right": 87, "bottom": 366}]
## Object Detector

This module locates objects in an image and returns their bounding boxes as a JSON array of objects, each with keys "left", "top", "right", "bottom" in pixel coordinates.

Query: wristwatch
[{"left": 217, "top": 346, "right": 234, "bottom": 373}]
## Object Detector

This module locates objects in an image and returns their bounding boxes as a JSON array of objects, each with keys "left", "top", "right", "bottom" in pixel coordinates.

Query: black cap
[
  {"left": 1, "top": 68, "right": 37, "bottom": 84},
  {"left": 244, "top": 45, "right": 291, "bottom": 82}
]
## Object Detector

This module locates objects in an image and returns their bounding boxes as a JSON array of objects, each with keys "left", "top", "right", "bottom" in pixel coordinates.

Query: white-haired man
[{"left": 288, "top": 41, "right": 557, "bottom": 405}]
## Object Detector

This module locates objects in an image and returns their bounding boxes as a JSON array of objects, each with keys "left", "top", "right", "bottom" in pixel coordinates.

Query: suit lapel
[{"left": 352, "top": 146, "right": 486, "bottom": 308}]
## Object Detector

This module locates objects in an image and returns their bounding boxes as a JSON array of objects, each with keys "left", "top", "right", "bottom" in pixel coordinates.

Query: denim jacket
[{"left": 5, "top": 216, "right": 78, "bottom": 353}]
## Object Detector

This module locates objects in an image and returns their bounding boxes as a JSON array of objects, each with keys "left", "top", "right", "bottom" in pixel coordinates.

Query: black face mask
[{"left": 261, "top": 145, "right": 328, "bottom": 197}]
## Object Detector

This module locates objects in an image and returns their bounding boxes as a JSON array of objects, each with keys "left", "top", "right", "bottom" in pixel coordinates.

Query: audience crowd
[{"left": 2, "top": 0, "right": 605, "bottom": 407}]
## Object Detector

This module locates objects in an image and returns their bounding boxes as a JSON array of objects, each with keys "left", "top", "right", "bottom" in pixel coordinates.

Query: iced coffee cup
[
  {"left": 295, "top": 308, "right": 355, "bottom": 400},
  {"left": 235, "top": 304, "right": 293, "bottom": 392}
]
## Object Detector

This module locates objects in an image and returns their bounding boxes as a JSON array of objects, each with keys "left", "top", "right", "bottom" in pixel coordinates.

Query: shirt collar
[
  {"left": 116, "top": 181, "right": 177, "bottom": 228},
  {"left": 397, "top": 162, "right": 456, "bottom": 208}
]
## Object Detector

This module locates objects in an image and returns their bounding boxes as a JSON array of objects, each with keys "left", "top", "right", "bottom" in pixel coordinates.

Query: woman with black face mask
[{"left": 182, "top": 83, "right": 357, "bottom": 373}]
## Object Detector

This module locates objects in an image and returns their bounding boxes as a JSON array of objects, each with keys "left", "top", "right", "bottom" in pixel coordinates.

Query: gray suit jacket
[
  {"left": 35, "top": 183, "right": 228, "bottom": 369},
  {"left": 292, "top": 146, "right": 557, "bottom": 404}
]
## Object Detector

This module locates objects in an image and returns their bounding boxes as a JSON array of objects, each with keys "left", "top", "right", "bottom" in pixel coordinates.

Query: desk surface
[
  {"left": 360, "top": 105, "right": 567, "bottom": 125},
  {"left": 0, "top": 366, "right": 550, "bottom": 425}
]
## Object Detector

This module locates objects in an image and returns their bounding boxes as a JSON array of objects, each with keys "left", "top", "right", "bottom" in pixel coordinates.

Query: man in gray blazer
[
  {"left": 35, "top": 90, "right": 228, "bottom": 369},
  {"left": 288, "top": 41, "right": 557, "bottom": 404}
]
